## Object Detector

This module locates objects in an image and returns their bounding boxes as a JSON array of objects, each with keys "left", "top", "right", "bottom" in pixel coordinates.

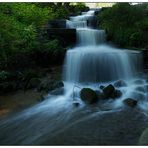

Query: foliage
[
  {"left": 0, "top": 71, "right": 11, "bottom": 82},
  {"left": 98, "top": 3, "right": 148, "bottom": 48},
  {"left": 35, "top": 39, "right": 66, "bottom": 67},
  {"left": 0, "top": 2, "right": 87, "bottom": 70}
]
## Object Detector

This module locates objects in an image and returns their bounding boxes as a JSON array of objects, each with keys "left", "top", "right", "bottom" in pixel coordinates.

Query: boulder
[
  {"left": 47, "top": 28, "right": 76, "bottom": 46},
  {"left": 38, "top": 80, "right": 64, "bottom": 93},
  {"left": 103, "top": 84, "right": 115, "bottom": 97},
  {"left": 50, "top": 87, "right": 64, "bottom": 96},
  {"left": 80, "top": 88, "right": 98, "bottom": 104},
  {"left": 130, "top": 91, "right": 145, "bottom": 100},
  {"left": 114, "top": 80, "right": 127, "bottom": 87},
  {"left": 110, "top": 89, "right": 122, "bottom": 99},
  {"left": 123, "top": 98, "right": 137, "bottom": 107},
  {"left": 53, "top": 81, "right": 64, "bottom": 89},
  {"left": 95, "top": 90, "right": 106, "bottom": 100},
  {"left": 138, "top": 128, "right": 148, "bottom": 145}
]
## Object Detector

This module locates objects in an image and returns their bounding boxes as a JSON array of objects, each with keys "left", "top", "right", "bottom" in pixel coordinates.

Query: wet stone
[
  {"left": 114, "top": 80, "right": 127, "bottom": 87},
  {"left": 123, "top": 98, "right": 137, "bottom": 107}
]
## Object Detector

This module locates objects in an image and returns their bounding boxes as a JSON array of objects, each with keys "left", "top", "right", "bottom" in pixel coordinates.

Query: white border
[
  {"left": 0, "top": 0, "right": 147, "bottom": 147},
  {"left": 0, "top": 0, "right": 148, "bottom": 2}
]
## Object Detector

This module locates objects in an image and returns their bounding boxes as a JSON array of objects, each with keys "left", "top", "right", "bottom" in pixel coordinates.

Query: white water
[{"left": 0, "top": 10, "right": 148, "bottom": 145}]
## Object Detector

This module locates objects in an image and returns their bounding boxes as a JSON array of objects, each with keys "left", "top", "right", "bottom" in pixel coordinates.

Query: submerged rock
[
  {"left": 50, "top": 87, "right": 64, "bottom": 95},
  {"left": 135, "top": 86, "right": 145, "bottom": 93},
  {"left": 80, "top": 88, "right": 98, "bottom": 104},
  {"left": 133, "top": 79, "right": 144, "bottom": 85},
  {"left": 114, "top": 80, "right": 127, "bottom": 87},
  {"left": 130, "top": 91, "right": 145, "bottom": 100},
  {"left": 123, "top": 98, "right": 137, "bottom": 107}
]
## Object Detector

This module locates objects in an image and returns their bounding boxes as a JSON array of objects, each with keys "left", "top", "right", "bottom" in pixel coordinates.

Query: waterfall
[
  {"left": 0, "top": 9, "right": 146, "bottom": 145},
  {"left": 64, "top": 10, "right": 142, "bottom": 85}
]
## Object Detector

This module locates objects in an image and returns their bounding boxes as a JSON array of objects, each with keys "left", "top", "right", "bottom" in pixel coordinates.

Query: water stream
[{"left": 0, "top": 9, "right": 148, "bottom": 145}]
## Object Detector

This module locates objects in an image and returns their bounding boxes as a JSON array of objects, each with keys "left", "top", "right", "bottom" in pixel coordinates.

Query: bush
[
  {"left": 98, "top": 3, "right": 148, "bottom": 48},
  {"left": 34, "top": 39, "right": 66, "bottom": 67}
]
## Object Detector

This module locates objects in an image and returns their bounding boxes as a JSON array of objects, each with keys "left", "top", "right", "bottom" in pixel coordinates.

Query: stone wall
[{"left": 47, "top": 28, "right": 76, "bottom": 46}]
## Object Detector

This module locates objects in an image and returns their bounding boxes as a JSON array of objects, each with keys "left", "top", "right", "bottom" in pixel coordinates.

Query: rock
[
  {"left": 100, "top": 85, "right": 105, "bottom": 89},
  {"left": 53, "top": 81, "right": 64, "bottom": 89},
  {"left": 47, "top": 28, "right": 76, "bottom": 46},
  {"left": 130, "top": 91, "right": 145, "bottom": 100},
  {"left": 38, "top": 80, "right": 64, "bottom": 93},
  {"left": 110, "top": 89, "right": 122, "bottom": 99},
  {"left": 138, "top": 128, "right": 148, "bottom": 145},
  {"left": 73, "top": 102, "right": 80, "bottom": 107},
  {"left": 80, "top": 88, "right": 98, "bottom": 104},
  {"left": 95, "top": 90, "right": 107, "bottom": 100},
  {"left": 103, "top": 84, "right": 115, "bottom": 97},
  {"left": 123, "top": 98, "right": 137, "bottom": 107},
  {"left": 114, "top": 80, "right": 127, "bottom": 87},
  {"left": 50, "top": 87, "right": 64, "bottom": 95},
  {"left": 135, "top": 86, "right": 145, "bottom": 92}
]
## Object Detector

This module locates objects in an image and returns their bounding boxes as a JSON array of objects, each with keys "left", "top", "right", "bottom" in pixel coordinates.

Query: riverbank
[{"left": 0, "top": 66, "right": 63, "bottom": 118}]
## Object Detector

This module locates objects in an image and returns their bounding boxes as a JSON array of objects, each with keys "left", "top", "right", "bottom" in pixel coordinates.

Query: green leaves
[{"left": 99, "top": 3, "right": 148, "bottom": 48}]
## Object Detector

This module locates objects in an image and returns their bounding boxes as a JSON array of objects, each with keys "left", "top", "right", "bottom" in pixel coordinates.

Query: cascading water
[
  {"left": 0, "top": 9, "right": 148, "bottom": 145},
  {"left": 64, "top": 10, "right": 142, "bottom": 85}
]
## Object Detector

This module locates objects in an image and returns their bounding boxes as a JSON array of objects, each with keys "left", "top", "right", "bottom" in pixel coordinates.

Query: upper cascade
[{"left": 66, "top": 10, "right": 106, "bottom": 46}]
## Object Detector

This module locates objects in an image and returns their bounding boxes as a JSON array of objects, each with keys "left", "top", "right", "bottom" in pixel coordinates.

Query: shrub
[{"left": 98, "top": 3, "right": 148, "bottom": 48}]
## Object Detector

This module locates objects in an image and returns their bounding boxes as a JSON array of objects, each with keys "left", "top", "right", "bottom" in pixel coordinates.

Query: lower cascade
[{"left": 0, "top": 9, "right": 148, "bottom": 145}]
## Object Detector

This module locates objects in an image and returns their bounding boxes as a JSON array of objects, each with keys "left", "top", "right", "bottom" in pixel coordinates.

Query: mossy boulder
[
  {"left": 123, "top": 98, "right": 137, "bottom": 107},
  {"left": 80, "top": 88, "right": 98, "bottom": 104}
]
